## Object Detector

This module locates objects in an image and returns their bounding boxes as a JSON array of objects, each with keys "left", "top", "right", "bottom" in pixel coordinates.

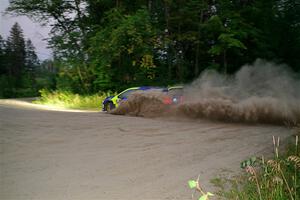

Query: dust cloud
[
  {"left": 112, "top": 59, "right": 300, "bottom": 125},
  {"left": 111, "top": 89, "right": 169, "bottom": 117}
]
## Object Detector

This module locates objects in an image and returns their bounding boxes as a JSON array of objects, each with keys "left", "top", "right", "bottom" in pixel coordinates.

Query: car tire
[{"left": 105, "top": 102, "right": 115, "bottom": 112}]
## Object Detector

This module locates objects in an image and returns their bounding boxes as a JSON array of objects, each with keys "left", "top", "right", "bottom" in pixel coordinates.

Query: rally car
[
  {"left": 162, "top": 85, "right": 184, "bottom": 105},
  {"left": 102, "top": 86, "right": 164, "bottom": 111}
]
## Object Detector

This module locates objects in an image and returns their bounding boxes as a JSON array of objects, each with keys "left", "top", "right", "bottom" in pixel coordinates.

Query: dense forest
[
  {"left": 0, "top": 23, "right": 56, "bottom": 97},
  {"left": 2, "top": 0, "right": 300, "bottom": 96}
]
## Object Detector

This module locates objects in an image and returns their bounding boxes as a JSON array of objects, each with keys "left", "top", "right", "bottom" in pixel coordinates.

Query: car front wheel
[{"left": 105, "top": 102, "right": 115, "bottom": 112}]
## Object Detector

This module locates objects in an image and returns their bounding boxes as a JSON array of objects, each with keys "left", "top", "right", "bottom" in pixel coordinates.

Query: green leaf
[
  {"left": 188, "top": 180, "right": 197, "bottom": 189},
  {"left": 246, "top": 160, "right": 251, "bottom": 166},
  {"left": 250, "top": 156, "right": 256, "bottom": 163},
  {"left": 209, "top": 45, "right": 222, "bottom": 55},
  {"left": 199, "top": 194, "right": 208, "bottom": 200},
  {"left": 241, "top": 161, "right": 246, "bottom": 168},
  {"left": 198, "top": 192, "right": 214, "bottom": 200}
]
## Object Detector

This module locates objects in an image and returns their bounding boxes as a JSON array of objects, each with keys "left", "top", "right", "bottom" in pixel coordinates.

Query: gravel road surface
[{"left": 0, "top": 100, "right": 292, "bottom": 200}]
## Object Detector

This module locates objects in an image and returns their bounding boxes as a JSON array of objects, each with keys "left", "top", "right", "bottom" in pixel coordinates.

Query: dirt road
[{"left": 0, "top": 100, "right": 292, "bottom": 200}]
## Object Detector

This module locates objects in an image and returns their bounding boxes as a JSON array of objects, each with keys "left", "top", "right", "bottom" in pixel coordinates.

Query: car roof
[
  {"left": 168, "top": 85, "right": 184, "bottom": 90},
  {"left": 120, "top": 86, "right": 165, "bottom": 93}
]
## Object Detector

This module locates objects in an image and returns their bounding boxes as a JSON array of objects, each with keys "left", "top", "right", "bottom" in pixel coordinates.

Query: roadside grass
[
  {"left": 33, "top": 89, "right": 114, "bottom": 110},
  {"left": 212, "top": 127, "right": 300, "bottom": 200}
]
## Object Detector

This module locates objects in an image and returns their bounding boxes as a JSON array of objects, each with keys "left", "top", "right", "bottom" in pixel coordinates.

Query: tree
[
  {"left": 6, "top": 0, "right": 300, "bottom": 94},
  {"left": 7, "top": 0, "right": 92, "bottom": 92},
  {"left": 166, "top": 0, "right": 212, "bottom": 79},
  {"left": 0, "top": 34, "right": 10, "bottom": 97},
  {"left": 0, "top": 23, "right": 47, "bottom": 97},
  {"left": 0, "top": 35, "right": 6, "bottom": 75},
  {"left": 25, "top": 39, "right": 39, "bottom": 73},
  {"left": 274, "top": 0, "right": 300, "bottom": 71},
  {"left": 23, "top": 39, "right": 39, "bottom": 88},
  {"left": 6, "top": 22, "right": 26, "bottom": 87},
  {"left": 90, "top": 8, "right": 157, "bottom": 90},
  {"left": 206, "top": 14, "right": 247, "bottom": 74}
]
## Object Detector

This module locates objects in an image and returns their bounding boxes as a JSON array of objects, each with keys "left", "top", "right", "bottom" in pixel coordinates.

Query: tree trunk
[
  {"left": 223, "top": 50, "right": 227, "bottom": 74},
  {"left": 76, "top": 64, "right": 87, "bottom": 92}
]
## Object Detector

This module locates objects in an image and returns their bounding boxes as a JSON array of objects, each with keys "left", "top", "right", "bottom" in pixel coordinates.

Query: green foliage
[
  {"left": 90, "top": 8, "right": 157, "bottom": 91},
  {"left": 0, "top": 74, "right": 38, "bottom": 98},
  {"left": 6, "top": 22, "right": 26, "bottom": 84},
  {"left": 0, "top": 23, "right": 56, "bottom": 98},
  {"left": 34, "top": 89, "right": 113, "bottom": 110},
  {"left": 213, "top": 134, "right": 300, "bottom": 200},
  {"left": 5, "top": 0, "right": 300, "bottom": 94},
  {"left": 209, "top": 33, "right": 247, "bottom": 56},
  {"left": 240, "top": 156, "right": 257, "bottom": 169}
]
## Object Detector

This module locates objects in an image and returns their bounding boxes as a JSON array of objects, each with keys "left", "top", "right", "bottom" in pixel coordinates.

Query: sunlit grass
[{"left": 34, "top": 89, "right": 115, "bottom": 111}]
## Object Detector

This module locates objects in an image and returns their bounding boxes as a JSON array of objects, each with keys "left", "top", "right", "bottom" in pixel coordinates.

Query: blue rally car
[{"left": 102, "top": 86, "right": 164, "bottom": 111}]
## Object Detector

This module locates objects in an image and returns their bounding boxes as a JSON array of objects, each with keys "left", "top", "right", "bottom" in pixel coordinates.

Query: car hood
[{"left": 102, "top": 96, "right": 114, "bottom": 104}]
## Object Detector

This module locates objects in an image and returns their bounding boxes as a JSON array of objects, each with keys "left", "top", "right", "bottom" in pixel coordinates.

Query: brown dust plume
[{"left": 112, "top": 59, "right": 300, "bottom": 125}]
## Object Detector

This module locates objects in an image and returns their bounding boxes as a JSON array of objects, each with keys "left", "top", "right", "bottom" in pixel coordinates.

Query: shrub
[{"left": 34, "top": 89, "right": 115, "bottom": 110}]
